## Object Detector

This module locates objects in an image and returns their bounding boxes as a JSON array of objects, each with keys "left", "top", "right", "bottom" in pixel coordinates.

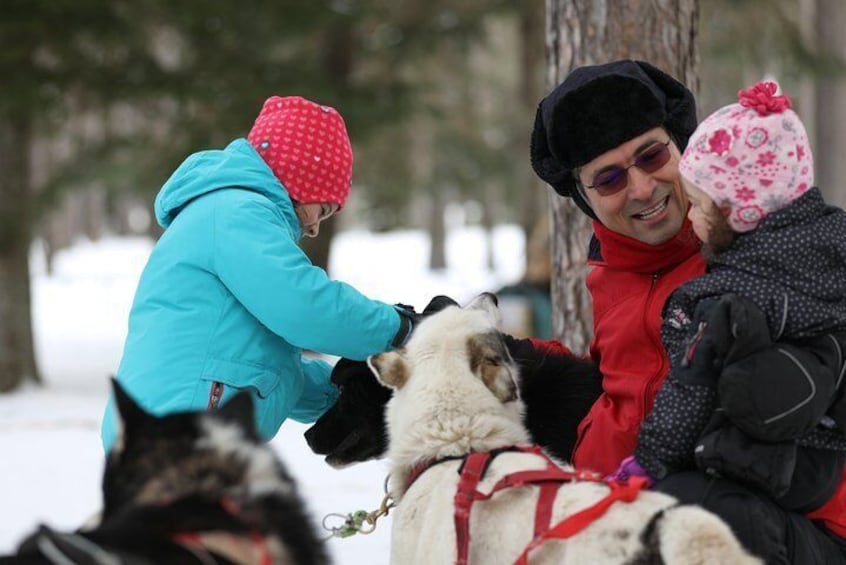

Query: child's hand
[{"left": 607, "top": 456, "right": 655, "bottom": 487}]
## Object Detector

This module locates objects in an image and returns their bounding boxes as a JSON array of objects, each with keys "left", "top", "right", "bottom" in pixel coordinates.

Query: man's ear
[{"left": 367, "top": 350, "right": 409, "bottom": 390}]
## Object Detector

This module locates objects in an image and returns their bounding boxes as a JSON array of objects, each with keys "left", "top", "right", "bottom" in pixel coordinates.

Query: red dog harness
[
  {"left": 407, "top": 445, "right": 648, "bottom": 565},
  {"left": 173, "top": 498, "right": 273, "bottom": 565}
]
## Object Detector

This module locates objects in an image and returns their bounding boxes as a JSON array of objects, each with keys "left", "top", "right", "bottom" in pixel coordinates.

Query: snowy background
[{"left": 0, "top": 223, "right": 526, "bottom": 564}]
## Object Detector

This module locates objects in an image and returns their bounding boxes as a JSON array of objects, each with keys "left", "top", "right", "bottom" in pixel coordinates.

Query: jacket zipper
[{"left": 641, "top": 271, "right": 667, "bottom": 419}]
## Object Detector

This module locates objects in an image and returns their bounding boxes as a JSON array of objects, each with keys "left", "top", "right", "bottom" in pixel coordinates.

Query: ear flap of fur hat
[{"left": 530, "top": 60, "right": 697, "bottom": 217}]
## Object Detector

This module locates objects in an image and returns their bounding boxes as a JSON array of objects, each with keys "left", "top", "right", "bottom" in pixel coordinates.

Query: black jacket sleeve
[
  {"left": 635, "top": 375, "right": 718, "bottom": 480},
  {"left": 635, "top": 299, "right": 724, "bottom": 480},
  {"left": 719, "top": 332, "right": 846, "bottom": 442}
]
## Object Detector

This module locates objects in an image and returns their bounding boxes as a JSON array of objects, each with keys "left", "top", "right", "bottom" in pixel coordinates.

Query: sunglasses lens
[
  {"left": 634, "top": 143, "right": 671, "bottom": 173},
  {"left": 591, "top": 168, "right": 628, "bottom": 196}
]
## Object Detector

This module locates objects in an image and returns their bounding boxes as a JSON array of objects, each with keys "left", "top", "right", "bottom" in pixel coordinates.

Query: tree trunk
[
  {"left": 546, "top": 0, "right": 699, "bottom": 353},
  {"left": 814, "top": 0, "right": 846, "bottom": 208},
  {"left": 0, "top": 117, "right": 41, "bottom": 391},
  {"left": 518, "top": 0, "right": 548, "bottom": 253},
  {"left": 428, "top": 184, "right": 447, "bottom": 270}
]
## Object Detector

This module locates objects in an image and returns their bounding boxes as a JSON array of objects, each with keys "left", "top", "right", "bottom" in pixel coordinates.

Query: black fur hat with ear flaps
[{"left": 530, "top": 60, "right": 697, "bottom": 218}]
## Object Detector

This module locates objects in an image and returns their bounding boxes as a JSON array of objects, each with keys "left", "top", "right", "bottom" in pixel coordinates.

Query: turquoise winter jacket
[{"left": 100, "top": 139, "right": 401, "bottom": 451}]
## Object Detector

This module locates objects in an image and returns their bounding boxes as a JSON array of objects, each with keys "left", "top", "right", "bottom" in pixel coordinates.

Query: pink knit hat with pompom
[
  {"left": 679, "top": 81, "right": 813, "bottom": 232},
  {"left": 248, "top": 96, "right": 353, "bottom": 209}
]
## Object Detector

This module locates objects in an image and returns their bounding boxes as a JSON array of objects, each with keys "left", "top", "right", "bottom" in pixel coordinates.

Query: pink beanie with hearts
[
  {"left": 247, "top": 96, "right": 353, "bottom": 209},
  {"left": 678, "top": 81, "right": 813, "bottom": 232}
]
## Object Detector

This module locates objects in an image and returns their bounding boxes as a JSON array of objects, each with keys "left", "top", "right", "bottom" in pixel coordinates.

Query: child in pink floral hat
[
  {"left": 613, "top": 81, "right": 846, "bottom": 536},
  {"left": 678, "top": 80, "right": 813, "bottom": 234}
]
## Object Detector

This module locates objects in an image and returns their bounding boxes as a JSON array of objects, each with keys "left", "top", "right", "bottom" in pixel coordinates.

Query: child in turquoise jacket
[{"left": 101, "top": 96, "right": 413, "bottom": 451}]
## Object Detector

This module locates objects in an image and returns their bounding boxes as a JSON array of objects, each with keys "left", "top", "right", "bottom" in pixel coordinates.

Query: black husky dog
[
  {"left": 2, "top": 381, "right": 328, "bottom": 565},
  {"left": 305, "top": 296, "right": 603, "bottom": 467}
]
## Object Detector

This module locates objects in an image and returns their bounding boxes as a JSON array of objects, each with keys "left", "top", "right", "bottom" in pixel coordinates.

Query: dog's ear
[
  {"left": 368, "top": 350, "right": 409, "bottom": 390},
  {"left": 468, "top": 332, "right": 518, "bottom": 403},
  {"left": 216, "top": 392, "right": 257, "bottom": 437},
  {"left": 112, "top": 379, "right": 149, "bottom": 449}
]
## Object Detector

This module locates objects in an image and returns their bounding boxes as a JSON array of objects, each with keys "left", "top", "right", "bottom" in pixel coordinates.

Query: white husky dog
[{"left": 368, "top": 294, "right": 761, "bottom": 565}]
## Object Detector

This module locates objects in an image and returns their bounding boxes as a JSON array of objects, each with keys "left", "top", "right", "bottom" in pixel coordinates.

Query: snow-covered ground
[{"left": 0, "top": 225, "right": 525, "bottom": 563}]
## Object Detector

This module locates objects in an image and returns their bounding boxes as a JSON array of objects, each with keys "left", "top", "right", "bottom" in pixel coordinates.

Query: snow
[{"left": 0, "top": 225, "right": 525, "bottom": 563}]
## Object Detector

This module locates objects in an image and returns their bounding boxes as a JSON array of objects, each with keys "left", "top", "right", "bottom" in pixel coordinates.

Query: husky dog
[
  {"left": 369, "top": 294, "right": 761, "bottom": 565},
  {"left": 1, "top": 382, "right": 328, "bottom": 565}
]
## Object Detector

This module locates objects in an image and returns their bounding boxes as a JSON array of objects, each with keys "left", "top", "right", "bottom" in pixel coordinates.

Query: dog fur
[
  {"left": 1, "top": 382, "right": 328, "bottom": 565},
  {"left": 304, "top": 311, "right": 602, "bottom": 467},
  {"left": 369, "top": 294, "right": 761, "bottom": 565}
]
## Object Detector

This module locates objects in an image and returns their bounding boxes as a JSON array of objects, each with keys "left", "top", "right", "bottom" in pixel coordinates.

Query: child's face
[
  {"left": 294, "top": 202, "right": 339, "bottom": 238},
  {"left": 682, "top": 178, "right": 721, "bottom": 244}
]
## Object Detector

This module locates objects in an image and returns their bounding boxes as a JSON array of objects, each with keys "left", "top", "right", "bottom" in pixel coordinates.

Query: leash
[{"left": 321, "top": 475, "right": 396, "bottom": 539}]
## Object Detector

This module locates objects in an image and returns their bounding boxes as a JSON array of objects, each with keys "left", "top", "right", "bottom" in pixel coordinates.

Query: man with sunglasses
[
  {"left": 531, "top": 59, "right": 702, "bottom": 478},
  {"left": 529, "top": 60, "right": 846, "bottom": 563}
]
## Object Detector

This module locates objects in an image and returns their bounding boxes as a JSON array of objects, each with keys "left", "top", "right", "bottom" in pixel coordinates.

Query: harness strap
[
  {"left": 512, "top": 476, "right": 649, "bottom": 565},
  {"left": 454, "top": 451, "right": 492, "bottom": 565},
  {"left": 453, "top": 446, "right": 580, "bottom": 565},
  {"left": 533, "top": 482, "right": 560, "bottom": 539},
  {"left": 445, "top": 444, "right": 648, "bottom": 565},
  {"left": 172, "top": 498, "right": 274, "bottom": 565}
]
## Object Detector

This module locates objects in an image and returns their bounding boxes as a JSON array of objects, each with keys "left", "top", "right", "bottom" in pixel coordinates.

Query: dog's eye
[{"left": 485, "top": 355, "right": 501, "bottom": 366}]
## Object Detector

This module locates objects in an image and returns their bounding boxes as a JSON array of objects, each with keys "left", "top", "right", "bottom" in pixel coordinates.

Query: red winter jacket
[{"left": 571, "top": 219, "right": 705, "bottom": 475}]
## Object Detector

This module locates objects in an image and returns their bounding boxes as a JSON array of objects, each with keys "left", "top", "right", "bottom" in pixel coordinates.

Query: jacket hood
[{"left": 154, "top": 138, "right": 298, "bottom": 231}]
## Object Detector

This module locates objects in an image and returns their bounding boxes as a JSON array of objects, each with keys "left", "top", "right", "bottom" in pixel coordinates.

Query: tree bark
[
  {"left": 814, "top": 0, "right": 846, "bottom": 208},
  {"left": 518, "top": 0, "right": 548, "bottom": 249},
  {"left": 0, "top": 117, "right": 41, "bottom": 391},
  {"left": 545, "top": 0, "right": 699, "bottom": 353}
]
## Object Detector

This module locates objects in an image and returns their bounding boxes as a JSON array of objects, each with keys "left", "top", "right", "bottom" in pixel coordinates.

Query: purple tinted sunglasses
[{"left": 583, "top": 139, "right": 673, "bottom": 196}]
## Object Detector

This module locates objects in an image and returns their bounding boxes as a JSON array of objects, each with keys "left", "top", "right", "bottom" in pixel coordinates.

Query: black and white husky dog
[{"left": 1, "top": 381, "right": 328, "bottom": 565}]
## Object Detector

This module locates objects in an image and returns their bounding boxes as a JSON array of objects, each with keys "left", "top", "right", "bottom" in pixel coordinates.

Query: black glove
[{"left": 391, "top": 296, "right": 459, "bottom": 347}]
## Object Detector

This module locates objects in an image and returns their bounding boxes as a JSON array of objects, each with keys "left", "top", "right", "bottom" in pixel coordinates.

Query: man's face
[{"left": 577, "top": 127, "right": 688, "bottom": 245}]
